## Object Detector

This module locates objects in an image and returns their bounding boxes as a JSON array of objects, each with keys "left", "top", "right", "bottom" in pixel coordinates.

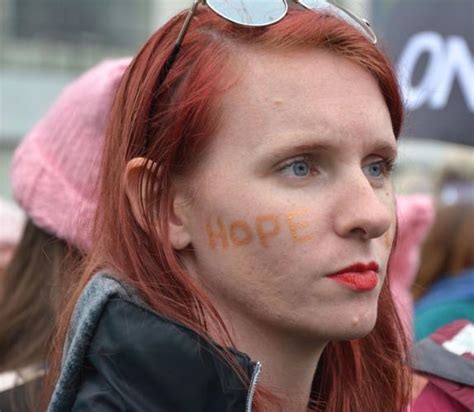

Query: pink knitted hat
[
  {"left": 390, "top": 194, "right": 435, "bottom": 341},
  {"left": 11, "top": 58, "right": 131, "bottom": 251}
]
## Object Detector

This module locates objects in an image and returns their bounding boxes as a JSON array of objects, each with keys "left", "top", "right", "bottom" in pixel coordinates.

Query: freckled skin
[
  {"left": 180, "top": 48, "right": 398, "bottom": 344},
  {"left": 384, "top": 230, "right": 393, "bottom": 249}
]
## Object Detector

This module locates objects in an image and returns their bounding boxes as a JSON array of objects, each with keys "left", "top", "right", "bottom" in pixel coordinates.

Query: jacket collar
[{"left": 49, "top": 272, "right": 261, "bottom": 412}]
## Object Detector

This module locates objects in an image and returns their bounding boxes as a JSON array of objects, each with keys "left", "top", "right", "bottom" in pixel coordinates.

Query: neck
[{"left": 218, "top": 309, "right": 326, "bottom": 412}]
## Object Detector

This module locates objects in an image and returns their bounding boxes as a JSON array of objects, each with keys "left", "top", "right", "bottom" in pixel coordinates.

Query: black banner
[{"left": 376, "top": 0, "right": 473, "bottom": 146}]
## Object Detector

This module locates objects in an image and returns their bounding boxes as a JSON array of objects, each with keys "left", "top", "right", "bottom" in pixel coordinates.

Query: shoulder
[
  {"left": 88, "top": 295, "right": 217, "bottom": 367},
  {"left": 49, "top": 273, "right": 251, "bottom": 412},
  {"left": 78, "top": 274, "right": 220, "bottom": 361},
  {"left": 49, "top": 272, "right": 143, "bottom": 411},
  {"left": 72, "top": 297, "right": 224, "bottom": 411}
]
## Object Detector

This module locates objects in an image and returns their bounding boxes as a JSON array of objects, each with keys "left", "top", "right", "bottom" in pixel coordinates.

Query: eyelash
[
  {"left": 367, "top": 158, "right": 396, "bottom": 177},
  {"left": 277, "top": 155, "right": 319, "bottom": 177},
  {"left": 277, "top": 156, "right": 396, "bottom": 179}
]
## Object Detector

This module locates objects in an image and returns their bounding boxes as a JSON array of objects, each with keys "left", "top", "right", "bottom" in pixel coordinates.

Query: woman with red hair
[{"left": 44, "top": 2, "right": 411, "bottom": 411}]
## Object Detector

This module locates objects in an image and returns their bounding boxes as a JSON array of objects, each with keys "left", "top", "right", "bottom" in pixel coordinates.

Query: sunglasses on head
[
  {"left": 159, "top": 0, "right": 375, "bottom": 85},
  {"left": 144, "top": 0, "right": 376, "bottom": 150},
  {"left": 205, "top": 0, "right": 376, "bottom": 39}
]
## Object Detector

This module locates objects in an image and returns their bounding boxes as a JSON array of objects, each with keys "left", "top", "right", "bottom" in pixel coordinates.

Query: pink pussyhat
[
  {"left": 390, "top": 194, "right": 435, "bottom": 341},
  {"left": 11, "top": 58, "right": 131, "bottom": 251}
]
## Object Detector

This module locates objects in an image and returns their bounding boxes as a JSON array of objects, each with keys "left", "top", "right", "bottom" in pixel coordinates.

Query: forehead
[{"left": 211, "top": 47, "right": 395, "bottom": 155}]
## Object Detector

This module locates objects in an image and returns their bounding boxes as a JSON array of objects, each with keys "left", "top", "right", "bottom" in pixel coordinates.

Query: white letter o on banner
[{"left": 398, "top": 31, "right": 445, "bottom": 111}]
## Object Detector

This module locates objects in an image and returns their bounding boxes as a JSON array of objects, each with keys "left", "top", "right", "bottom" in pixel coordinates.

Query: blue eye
[
  {"left": 279, "top": 157, "right": 318, "bottom": 179},
  {"left": 365, "top": 162, "right": 383, "bottom": 178},
  {"left": 292, "top": 160, "right": 310, "bottom": 177},
  {"left": 363, "top": 159, "right": 395, "bottom": 182}
]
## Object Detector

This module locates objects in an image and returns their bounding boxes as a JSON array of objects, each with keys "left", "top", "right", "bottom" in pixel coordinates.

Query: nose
[{"left": 334, "top": 174, "right": 393, "bottom": 241}]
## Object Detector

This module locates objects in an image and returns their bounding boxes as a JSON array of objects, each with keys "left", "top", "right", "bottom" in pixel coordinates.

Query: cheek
[
  {"left": 383, "top": 226, "right": 395, "bottom": 250},
  {"left": 383, "top": 190, "right": 397, "bottom": 248},
  {"left": 190, "top": 209, "right": 318, "bottom": 294},
  {"left": 378, "top": 207, "right": 397, "bottom": 283},
  {"left": 191, "top": 227, "right": 296, "bottom": 317}
]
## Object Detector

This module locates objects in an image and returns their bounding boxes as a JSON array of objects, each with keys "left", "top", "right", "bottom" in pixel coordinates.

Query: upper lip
[{"left": 327, "top": 261, "right": 379, "bottom": 277}]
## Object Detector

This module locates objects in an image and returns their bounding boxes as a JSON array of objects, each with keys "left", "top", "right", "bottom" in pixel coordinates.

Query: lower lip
[{"left": 328, "top": 271, "right": 378, "bottom": 292}]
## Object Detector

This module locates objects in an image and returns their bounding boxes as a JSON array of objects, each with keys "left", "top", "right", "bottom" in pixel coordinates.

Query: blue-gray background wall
[{"left": 1, "top": 0, "right": 472, "bottom": 204}]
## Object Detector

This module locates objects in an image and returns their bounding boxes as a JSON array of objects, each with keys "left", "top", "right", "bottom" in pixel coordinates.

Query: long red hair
[{"left": 44, "top": 6, "right": 410, "bottom": 411}]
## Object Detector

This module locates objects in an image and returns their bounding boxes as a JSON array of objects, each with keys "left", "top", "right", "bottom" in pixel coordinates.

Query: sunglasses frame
[{"left": 206, "top": 0, "right": 376, "bottom": 44}]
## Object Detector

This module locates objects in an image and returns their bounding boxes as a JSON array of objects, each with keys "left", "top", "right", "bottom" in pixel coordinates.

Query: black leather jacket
[{"left": 47, "top": 274, "right": 262, "bottom": 412}]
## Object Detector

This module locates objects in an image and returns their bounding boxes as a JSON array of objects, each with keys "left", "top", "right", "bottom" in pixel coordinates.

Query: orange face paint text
[
  {"left": 286, "top": 209, "right": 315, "bottom": 243},
  {"left": 255, "top": 215, "right": 280, "bottom": 247},
  {"left": 206, "top": 218, "right": 229, "bottom": 250},
  {"left": 229, "top": 220, "right": 254, "bottom": 246},
  {"left": 206, "top": 209, "right": 315, "bottom": 250}
]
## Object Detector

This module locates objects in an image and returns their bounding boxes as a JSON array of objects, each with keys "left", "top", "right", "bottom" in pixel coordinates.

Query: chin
[
  {"left": 314, "top": 306, "right": 379, "bottom": 342},
  {"left": 335, "top": 312, "right": 378, "bottom": 340}
]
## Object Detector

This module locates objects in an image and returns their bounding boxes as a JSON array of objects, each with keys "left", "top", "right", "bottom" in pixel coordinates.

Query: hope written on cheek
[{"left": 205, "top": 209, "right": 315, "bottom": 250}]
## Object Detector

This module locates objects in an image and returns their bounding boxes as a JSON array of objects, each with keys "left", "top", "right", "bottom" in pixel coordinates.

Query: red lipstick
[{"left": 327, "top": 262, "right": 379, "bottom": 292}]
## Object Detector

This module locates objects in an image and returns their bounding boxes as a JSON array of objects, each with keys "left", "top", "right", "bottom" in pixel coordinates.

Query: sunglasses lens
[
  {"left": 207, "top": 0, "right": 287, "bottom": 26},
  {"left": 299, "top": 0, "right": 377, "bottom": 43}
]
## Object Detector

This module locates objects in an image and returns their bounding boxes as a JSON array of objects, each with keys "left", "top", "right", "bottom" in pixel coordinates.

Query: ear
[{"left": 124, "top": 157, "right": 192, "bottom": 250}]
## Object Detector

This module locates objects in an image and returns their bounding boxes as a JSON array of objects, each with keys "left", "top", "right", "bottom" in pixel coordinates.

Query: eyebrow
[
  {"left": 262, "top": 134, "right": 398, "bottom": 161},
  {"left": 264, "top": 141, "right": 331, "bottom": 161}
]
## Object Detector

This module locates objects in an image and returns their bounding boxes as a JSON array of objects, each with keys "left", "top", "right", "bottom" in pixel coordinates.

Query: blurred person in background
[
  {"left": 0, "top": 198, "right": 25, "bottom": 276},
  {"left": 412, "top": 196, "right": 474, "bottom": 341},
  {"left": 389, "top": 194, "right": 434, "bottom": 341},
  {"left": 0, "top": 58, "right": 129, "bottom": 411},
  {"left": 44, "top": 3, "right": 414, "bottom": 411},
  {"left": 406, "top": 173, "right": 474, "bottom": 412}
]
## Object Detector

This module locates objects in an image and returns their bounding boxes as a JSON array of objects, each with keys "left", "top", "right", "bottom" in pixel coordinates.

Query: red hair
[{"left": 44, "top": 6, "right": 410, "bottom": 411}]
